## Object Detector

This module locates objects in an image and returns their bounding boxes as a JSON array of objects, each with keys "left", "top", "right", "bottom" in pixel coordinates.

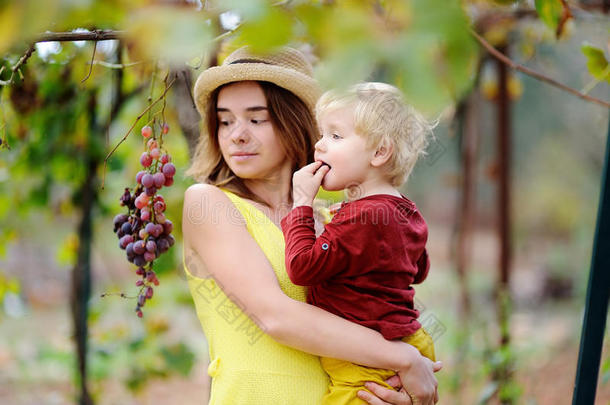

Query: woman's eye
[
  {"left": 332, "top": 133, "right": 341, "bottom": 140},
  {"left": 251, "top": 119, "right": 267, "bottom": 124}
]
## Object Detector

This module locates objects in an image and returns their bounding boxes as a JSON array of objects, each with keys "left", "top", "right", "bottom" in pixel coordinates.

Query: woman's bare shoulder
[
  {"left": 184, "top": 183, "right": 225, "bottom": 201},
  {"left": 183, "top": 183, "right": 244, "bottom": 233}
]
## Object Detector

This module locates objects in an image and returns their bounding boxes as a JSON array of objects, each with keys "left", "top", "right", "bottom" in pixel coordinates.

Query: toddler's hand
[{"left": 292, "top": 161, "right": 329, "bottom": 208}]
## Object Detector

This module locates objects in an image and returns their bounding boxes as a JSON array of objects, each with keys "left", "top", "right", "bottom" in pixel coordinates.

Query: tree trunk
[
  {"left": 171, "top": 67, "right": 201, "bottom": 159},
  {"left": 70, "top": 150, "right": 97, "bottom": 405},
  {"left": 495, "top": 44, "right": 514, "bottom": 405}
]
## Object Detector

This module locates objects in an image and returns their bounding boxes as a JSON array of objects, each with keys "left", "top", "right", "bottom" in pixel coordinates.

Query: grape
[
  {"left": 145, "top": 186, "right": 157, "bottom": 196},
  {"left": 136, "top": 308, "right": 143, "bottom": 318},
  {"left": 138, "top": 294, "right": 146, "bottom": 307},
  {"left": 126, "top": 242, "right": 135, "bottom": 258},
  {"left": 162, "top": 163, "right": 176, "bottom": 177},
  {"left": 150, "top": 148, "right": 161, "bottom": 160},
  {"left": 136, "top": 171, "right": 146, "bottom": 184},
  {"left": 133, "top": 240, "right": 146, "bottom": 255},
  {"left": 113, "top": 213, "right": 128, "bottom": 232},
  {"left": 140, "top": 210, "right": 151, "bottom": 222},
  {"left": 140, "top": 152, "right": 152, "bottom": 167},
  {"left": 147, "top": 139, "right": 158, "bottom": 150},
  {"left": 134, "top": 256, "right": 146, "bottom": 267},
  {"left": 155, "top": 213, "right": 167, "bottom": 224},
  {"left": 162, "top": 123, "right": 170, "bottom": 134},
  {"left": 121, "top": 222, "right": 133, "bottom": 235},
  {"left": 141, "top": 174, "right": 154, "bottom": 188},
  {"left": 146, "top": 240, "right": 156, "bottom": 252},
  {"left": 164, "top": 177, "right": 174, "bottom": 187},
  {"left": 145, "top": 223, "right": 156, "bottom": 236},
  {"left": 162, "top": 220, "right": 173, "bottom": 235},
  {"left": 119, "top": 235, "right": 133, "bottom": 249},
  {"left": 157, "top": 238, "right": 169, "bottom": 253},
  {"left": 141, "top": 126, "right": 153, "bottom": 138},
  {"left": 136, "top": 267, "right": 145, "bottom": 276},
  {"left": 134, "top": 196, "right": 147, "bottom": 210},
  {"left": 160, "top": 154, "right": 170, "bottom": 164},
  {"left": 146, "top": 271, "right": 156, "bottom": 282},
  {"left": 153, "top": 201, "right": 165, "bottom": 213},
  {"left": 144, "top": 251, "right": 155, "bottom": 262},
  {"left": 167, "top": 234, "right": 175, "bottom": 247},
  {"left": 145, "top": 286, "right": 153, "bottom": 299},
  {"left": 153, "top": 173, "right": 165, "bottom": 188}
]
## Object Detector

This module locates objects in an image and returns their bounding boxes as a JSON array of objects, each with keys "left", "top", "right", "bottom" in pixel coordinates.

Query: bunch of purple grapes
[{"left": 113, "top": 123, "right": 176, "bottom": 317}]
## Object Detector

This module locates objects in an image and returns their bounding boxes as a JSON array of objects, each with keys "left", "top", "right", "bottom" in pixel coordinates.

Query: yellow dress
[{"left": 184, "top": 189, "right": 329, "bottom": 405}]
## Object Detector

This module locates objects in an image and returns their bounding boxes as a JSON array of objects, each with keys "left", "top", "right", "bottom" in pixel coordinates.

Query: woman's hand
[
  {"left": 395, "top": 356, "right": 441, "bottom": 405},
  {"left": 357, "top": 357, "right": 442, "bottom": 405},
  {"left": 357, "top": 382, "right": 413, "bottom": 405}
]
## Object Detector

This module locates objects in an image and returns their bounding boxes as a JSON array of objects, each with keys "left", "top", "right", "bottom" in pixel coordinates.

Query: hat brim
[{"left": 194, "top": 63, "right": 320, "bottom": 117}]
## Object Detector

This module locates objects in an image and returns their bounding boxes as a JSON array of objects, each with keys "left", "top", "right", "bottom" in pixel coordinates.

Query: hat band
[{"left": 229, "top": 58, "right": 273, "bottom": 65}]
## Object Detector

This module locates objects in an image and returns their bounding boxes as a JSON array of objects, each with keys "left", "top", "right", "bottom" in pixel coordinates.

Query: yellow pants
[{"left": 320, "top": 328, "right": 436, "bottom": 405}]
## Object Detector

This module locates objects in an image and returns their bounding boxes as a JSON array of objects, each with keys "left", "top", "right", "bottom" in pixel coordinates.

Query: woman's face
[{"left": 216, "top": 81, "right": 291, "bottom": 181}]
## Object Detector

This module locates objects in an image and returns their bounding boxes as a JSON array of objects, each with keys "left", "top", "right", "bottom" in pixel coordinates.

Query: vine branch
[
  {"left": 0, "top": 44, "right": 35, "bottom": 86},
  {"left": 35, "top": 30, "right": 125, "bottom": 43},
  {"left": 471, "top": 29, "right": 610, "bottom": 109}
]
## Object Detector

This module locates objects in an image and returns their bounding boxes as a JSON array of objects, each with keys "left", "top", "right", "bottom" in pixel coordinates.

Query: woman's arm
[{"left": 182, "top": 184, "right": 439, "bottom": 404}]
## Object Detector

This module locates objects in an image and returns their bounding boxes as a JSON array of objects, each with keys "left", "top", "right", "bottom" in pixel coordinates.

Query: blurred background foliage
[{"left": 0, "top": 0, "right": 609, "bottom": 404}]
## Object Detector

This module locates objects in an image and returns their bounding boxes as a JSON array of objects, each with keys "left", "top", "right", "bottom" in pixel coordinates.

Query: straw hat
[{"left": 193, "top": 46, "right": 320, "bottom": 116}]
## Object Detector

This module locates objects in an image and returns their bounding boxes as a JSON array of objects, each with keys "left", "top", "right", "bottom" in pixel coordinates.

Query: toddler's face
[{"left": 314, "top": 107, "right": 375, "bottom": 192}]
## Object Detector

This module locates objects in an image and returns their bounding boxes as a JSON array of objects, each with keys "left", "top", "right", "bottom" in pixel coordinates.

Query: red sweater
[{"left": 281, "top": 194, "right": 430, "bottom": 340}]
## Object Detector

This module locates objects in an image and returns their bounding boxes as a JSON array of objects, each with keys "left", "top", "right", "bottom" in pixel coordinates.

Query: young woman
[{"left": 182, "top": 46, "right": 441, "bottom": 405}]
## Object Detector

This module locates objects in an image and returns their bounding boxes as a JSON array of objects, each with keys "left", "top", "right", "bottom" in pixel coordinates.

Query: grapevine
[{"left": 113, "top": 122, "right": 176, "bottom": 317}]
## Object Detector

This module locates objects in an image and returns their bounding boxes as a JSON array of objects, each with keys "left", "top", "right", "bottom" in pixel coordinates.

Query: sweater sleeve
[
  {"left": 281, "top": 205, "right": 350, "bottom": 286},
  {"left": 413, "top": 248, "right": 430, "bottom": 284}
]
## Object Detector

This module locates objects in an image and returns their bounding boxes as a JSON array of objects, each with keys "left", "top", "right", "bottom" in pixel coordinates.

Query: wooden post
[{"left": 572, "top": 116, "right": 610, "bottom": 404}]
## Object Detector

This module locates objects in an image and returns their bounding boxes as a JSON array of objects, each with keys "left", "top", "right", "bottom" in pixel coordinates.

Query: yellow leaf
[{"left": 0, "top": 5, "right": 21, "bottom": 54}]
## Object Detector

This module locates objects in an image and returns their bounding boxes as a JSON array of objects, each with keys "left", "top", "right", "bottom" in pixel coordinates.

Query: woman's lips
[{"left": 232, "top": 153, "right": 257, "bottom": 161}]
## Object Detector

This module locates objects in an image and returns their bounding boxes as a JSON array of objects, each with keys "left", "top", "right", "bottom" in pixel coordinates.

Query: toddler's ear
[{"left": 371, "top": 138, "right": 393, "bottom": 167}]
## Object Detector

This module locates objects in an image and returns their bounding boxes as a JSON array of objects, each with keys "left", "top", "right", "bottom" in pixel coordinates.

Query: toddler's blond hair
[{"left": 315, "top": 82, "right": 435, "bottom": 187}]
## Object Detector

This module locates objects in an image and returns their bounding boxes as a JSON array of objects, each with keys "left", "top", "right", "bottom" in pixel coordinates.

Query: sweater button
[{"left": 321, "top": 243, "right": 329, "bottom": 250}]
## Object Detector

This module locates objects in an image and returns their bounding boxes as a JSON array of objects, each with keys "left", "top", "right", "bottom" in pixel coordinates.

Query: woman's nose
[{"left": 229, "top": 121, "right": 249, "bottom": 144}]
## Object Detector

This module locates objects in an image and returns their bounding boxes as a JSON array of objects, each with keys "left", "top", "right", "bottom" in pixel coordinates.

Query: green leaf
[
  {"left": 125, "top": 7, "right": 214, "bottom": 63},
  {"left": 535, "top": 0, "right": 563, "bottom": 31},
  {"left": 235, "top": 6, "right": 293, "bottom": 52},
  {"left": 391, "top": 0, "right": 478, "bottom": 114},
  {"left": 161, "top": 343, "right": 195, "bottom": 377},
  {"left": 582, "top": 43, "right": 610, "bottom": 83}
]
